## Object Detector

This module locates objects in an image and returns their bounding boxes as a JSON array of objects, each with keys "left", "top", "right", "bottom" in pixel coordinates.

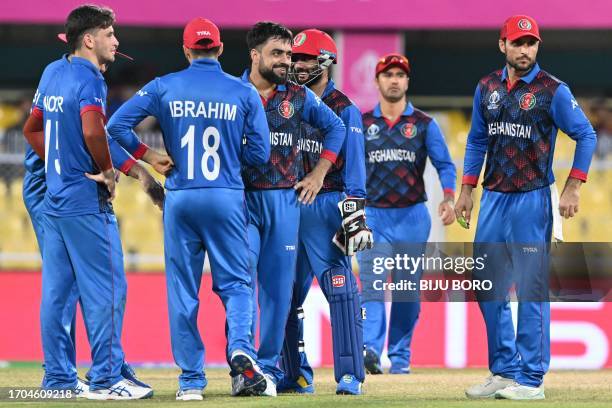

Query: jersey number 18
[{"left": 180, "top": 125, "right": 221, "bottom": 181}]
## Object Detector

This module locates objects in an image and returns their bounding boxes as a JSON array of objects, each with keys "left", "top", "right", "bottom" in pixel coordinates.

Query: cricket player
[
  {"left": 238, "top": 22, "right": 346, "bottom": 396},
  {"left": 455, "top": 15, "right": 597, "bottom": 400},
  {"left": 278, "top": 29, "right": 372, "bottom": 395},
  {"left": 21, "top": 5, "right": 154, "bottom": 399},
  {"left": 358, "top": 54, "right": 456, "bottom": 375},
  {"left": 24, "top": 52, "right": 167, "bottom": 396},
  {"left": 107, "top": 17, "right": 271, "bottom": 399}
]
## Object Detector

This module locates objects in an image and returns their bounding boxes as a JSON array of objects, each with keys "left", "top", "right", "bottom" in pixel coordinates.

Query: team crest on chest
[
  {"left": 519, "top": 92, "right": 536, "bottom": 111},
  {"left": 366, "top": 123, "right": 380, "bottom": 140},
  {"left": 401, "top": 122, "right": 417, "bottom": 139},
  {"left": 278, "top": 100, "right": 295, "bottom": 119}
]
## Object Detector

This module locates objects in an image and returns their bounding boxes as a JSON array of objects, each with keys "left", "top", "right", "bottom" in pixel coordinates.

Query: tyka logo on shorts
[{"left": 332, "top": 275, "right": 345, "bottom": 288}]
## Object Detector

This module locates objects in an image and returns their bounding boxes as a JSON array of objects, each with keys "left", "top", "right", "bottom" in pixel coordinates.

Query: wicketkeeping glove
[{"left": 332, "top": 198, "right": 374, "bottom": 256}]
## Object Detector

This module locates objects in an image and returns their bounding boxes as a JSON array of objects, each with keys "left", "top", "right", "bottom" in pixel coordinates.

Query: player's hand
[
  {"left": 332, "top": 198, "right": 374, "bottom": 256},
  {"left": 454, "top": 186, "right": 474, "bottom": 226},
  {"left": 559, "top": 177, "right": 582, "bottom": 219},
  {"left": 141, "top": 173, "right": 165, "bottom": 211},
  {"left": 438, "top": 198, "right": 456, "bottom": 226},
  {"left": 143, "top": 149, "right": 174, "bottom": 176},
  {"left": 85, "top": 168, "right": 116, "bottom": 202},
  {"left": 294, "top": 170, "right": 325, "bottom": 205}
]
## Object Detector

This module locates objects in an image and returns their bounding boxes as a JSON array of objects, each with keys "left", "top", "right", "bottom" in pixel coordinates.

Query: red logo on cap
[
  {"left": 332, "top": 275, "right": 345, "bottom": 288},
  {"left": 518, "top": 18, "right": 532, "bottom": 30},
  {"left": 278, "top": 100, "right": 295, "bottom": 119}
]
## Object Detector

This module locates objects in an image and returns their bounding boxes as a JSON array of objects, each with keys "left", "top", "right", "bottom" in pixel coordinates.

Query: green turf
[{"left": 0, "top": 366, "right": 610, "bottom": 407}]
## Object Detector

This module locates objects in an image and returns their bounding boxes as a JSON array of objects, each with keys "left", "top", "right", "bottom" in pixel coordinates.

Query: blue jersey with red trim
[
  {"left": 463, "top": 64, "right": 597, "bottom": 192},
  {"left": 363, "top": 103, "right": 456, "bottom": 208},
  {"left": 35, "top": 55, "right": 131, "bottom": 216},
  {"left": 301, "top": 80, "right": 366, "bottom": 197},
  {"left": 107, "top": 59, "right": 271, "bottom": 191},
  {"left": 239, "top": 70, "right": 346, "bottom": 190}
]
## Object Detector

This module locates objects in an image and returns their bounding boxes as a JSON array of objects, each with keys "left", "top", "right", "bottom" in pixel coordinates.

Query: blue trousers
[
  {"left": 246, "top": 189, "right": 300, "bottom": 381},
  {"left": 282, "top": 191, "right": 365, "bottom": 384},
  {"left": 474, "top": 187, "right": 552, "bottom": 387},
  {"left": 164, "top": 188, "right": 255, "bottom": 391},
  {"left": 357, "top": 203, "right": 431, "bottom": 369},
  {"left": 41, "top": 212, "right": 126, "bottom": 390}
]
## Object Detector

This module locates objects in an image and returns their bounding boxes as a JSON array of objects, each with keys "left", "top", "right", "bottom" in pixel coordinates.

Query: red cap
[
  {"left": 292, "top": 29, "right": 337, "bottom": 63},
  {"left": 500, "top": 15, "right": 542, "bottom": 42},
  {"left": 183, "top": 17, "right": 222, "bottom": 50},
  {"left": 375, "top": 53, "right": 410, "bottom": 76}
]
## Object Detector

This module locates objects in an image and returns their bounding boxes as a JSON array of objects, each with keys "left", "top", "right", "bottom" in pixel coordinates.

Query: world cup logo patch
[
  {"left": 401, "top": 123, "right": 417, "bottom": 138},
  {"left": 519, "top": 92, "right": 536, "bottom": 110},
  {"left": 518, "top": 18, "right": 532, "bottom": 31},
  {"left": 332, "top": 275, "right": 345, "bottom": 288},
  {"left": 278, "top": 100, "right": 295, "bottom": 119}
]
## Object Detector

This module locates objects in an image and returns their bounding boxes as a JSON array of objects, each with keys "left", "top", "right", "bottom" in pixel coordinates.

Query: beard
[
  {"left": 506, "top": 56, "right": 535, "bottom": 74},
  {"left": 259, "top": 62, "right": 289, "bottom": 85}
]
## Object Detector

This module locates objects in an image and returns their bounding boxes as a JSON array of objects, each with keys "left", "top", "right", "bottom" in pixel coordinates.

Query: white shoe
[
  {"left": 75, "top": 378, "right": 89, "bottom": 398},
  {"left": 465, "top": 374, "right": 515, "bottom": 399},
  {"left": 86, "top": 379, "right": 154, "bottom": 400},
  {"left": 229, "top": 350, "right": 266, "bottom": 396},
  {"left": 495, "top": 383, "right": 545, "bottom": 400},
  {"left": 176, "top": 388, "right": 203, "bottom": 401},
  {"left": 262, "top": 374, "right": 277, "bottom": 397}
]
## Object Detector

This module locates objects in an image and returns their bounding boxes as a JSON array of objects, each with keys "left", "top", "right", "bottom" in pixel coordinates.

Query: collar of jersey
[
  {"left": 191, "top": 58, "right": 222, "bottom": 70},
  {"left": 321, "top": 79, "right": 336, "bottom": 99},
  {"left": 241, "top": 69, "right": 287, "bottom": 92},
  {"left": 501, "top": 63, "right": 540, "bottom": 84},
  {"left": 372, "top": 101, "right": 414, "bottom": 118},
  {"left": 65, "top": 54, "right": 102, "bottom": 77}
]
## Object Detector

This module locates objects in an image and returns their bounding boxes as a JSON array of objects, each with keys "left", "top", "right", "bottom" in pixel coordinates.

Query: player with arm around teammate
[
  {"left": 107, "top": 17, "right": 271, "bottom": 400},
  {"left": 278, "top": 28, "right": 372, "bottom": 395},
  {"left": 236, "top": 22, "right": 346, "bottom": 396},
  {"left": 455, "top": 15, "right": 597, "bottom": 400}
]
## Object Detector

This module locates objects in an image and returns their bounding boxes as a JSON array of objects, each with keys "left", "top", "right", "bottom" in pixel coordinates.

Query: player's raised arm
[
  {"left": 107, "top": 79, "right": 174, "bottom": 175},
  {"left": 550, "top": 84, "right": 597, "bottom": 218},
  {"left": 242, "top": 86, "right": 271, "bottom": 166}
]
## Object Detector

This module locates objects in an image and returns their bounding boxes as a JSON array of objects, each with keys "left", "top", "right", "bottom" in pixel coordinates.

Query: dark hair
[
  {"left": 190, "top": 46, "right": 221, "bottom": 59},
  {"left": 246, "top": 21, "right": 292, "bottom": 51},
  {"left": 65, "top": 4, "right": 115, "bottom": 53}
]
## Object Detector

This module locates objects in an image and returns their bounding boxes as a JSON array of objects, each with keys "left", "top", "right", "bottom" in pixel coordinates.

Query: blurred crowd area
[{"left": 0, "top": 91, "right": 610, "bottom": 271}]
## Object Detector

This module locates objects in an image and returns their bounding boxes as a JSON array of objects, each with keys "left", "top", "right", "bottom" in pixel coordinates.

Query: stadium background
[{"left": 0, "top": 1, "right": 610, "bottom": 370}]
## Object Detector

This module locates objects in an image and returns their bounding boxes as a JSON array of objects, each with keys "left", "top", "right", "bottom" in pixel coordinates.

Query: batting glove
[{"left": 332, "top": 198, "right": 374, "bottom": 256}]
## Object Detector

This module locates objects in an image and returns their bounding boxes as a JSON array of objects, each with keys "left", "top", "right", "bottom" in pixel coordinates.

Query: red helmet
[{"left": 292, "top": 29, "right": 337, "bottom": 64}]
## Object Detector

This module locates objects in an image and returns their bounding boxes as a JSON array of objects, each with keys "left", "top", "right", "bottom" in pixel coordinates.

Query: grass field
[{"left": 1, "top": 365, "right": 611, "bottom": 407}]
